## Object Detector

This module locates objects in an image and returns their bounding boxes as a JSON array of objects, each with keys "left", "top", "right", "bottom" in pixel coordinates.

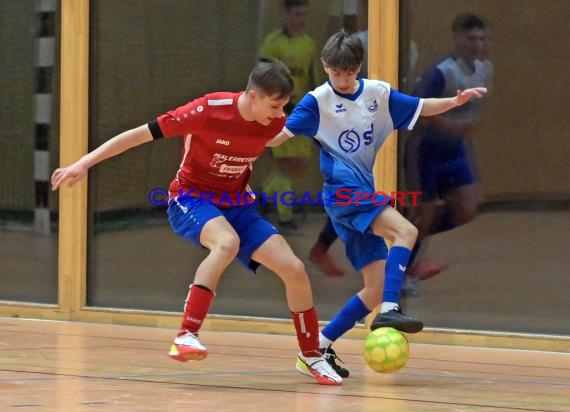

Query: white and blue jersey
[
  {"left": 413, "top": 56, "right": 491, "bottom": 158},
  {"left": 285, "top": 79, "right": 422, "bottom": 204},
  {"left": 284, "top": 79, "right": 423, "bottom": 270},
  {"left": 413, "top": 56, "right": 492, "bottom": 199}
]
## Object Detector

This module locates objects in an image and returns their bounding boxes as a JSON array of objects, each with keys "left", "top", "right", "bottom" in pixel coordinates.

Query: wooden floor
[{"left": 1, "top": 318, "right": 569, "bottom": 412}]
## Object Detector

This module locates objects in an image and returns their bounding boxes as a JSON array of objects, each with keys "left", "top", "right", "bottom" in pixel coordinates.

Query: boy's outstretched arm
[
  {"left": 420, "top": 87, "right": 487, "bottom": 117},
  {"left": 51, "top": 124, "right": 154, "bottom": 190},
  {"left": 265, "top": 130, "right": 291, "bottom": 147}
]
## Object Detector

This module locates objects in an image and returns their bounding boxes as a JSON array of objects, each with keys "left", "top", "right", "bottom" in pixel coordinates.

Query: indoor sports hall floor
[{"left": 1, "top": 318, "right": 569, "bottom": 412}]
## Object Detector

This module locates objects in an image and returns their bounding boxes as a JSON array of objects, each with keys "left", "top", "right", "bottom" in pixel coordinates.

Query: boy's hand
[
  {"left": 455, "top": 87, "right": 488, "bottom": 106},
  {"left": 51, "top": 161, "right": 88, "bottom": 191}
]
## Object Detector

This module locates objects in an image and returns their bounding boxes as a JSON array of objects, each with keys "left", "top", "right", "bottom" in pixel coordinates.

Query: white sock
[
  {"left": 319, "top": 332, "right": 333, "bottom": 349},
  {"left": 381, "top": 302, "right": 398, "bottom": 313}
]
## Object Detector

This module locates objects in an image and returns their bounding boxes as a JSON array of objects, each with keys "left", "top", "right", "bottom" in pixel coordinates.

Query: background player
[
  {"left": 260, "top": 0, "right": 345, "bottom": 276},
  {"left": 402, "top": 13, "right": 493, "bottom": 294},
  {"left": 259, "top": 0, "right": 316, "bottom": 234}
]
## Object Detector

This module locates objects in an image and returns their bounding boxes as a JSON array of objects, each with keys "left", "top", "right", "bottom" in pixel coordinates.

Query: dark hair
[
  {"left": 452, "top": 13, "right": 486, "bottom": 33},
  {"left": 246, "top": 60, "right": 294, "bottom": 99},
  {"left": 285, "top": 0, "right": 309, "bottom": 10},
  {"left": 320, "top": 30, "right": 364, "bottom": 72}
]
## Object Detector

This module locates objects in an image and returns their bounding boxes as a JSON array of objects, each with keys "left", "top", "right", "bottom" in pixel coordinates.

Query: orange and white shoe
[
  {"left": 168, "top": 331, "right": 208, "bottom": 362},
  {"left": 296, "top": 353, "right": 343, "bottom": 385}
]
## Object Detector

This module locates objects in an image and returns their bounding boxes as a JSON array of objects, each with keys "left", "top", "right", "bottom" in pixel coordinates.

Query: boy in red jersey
[{"left": 51, "top": 61, "right": 341, "bottom": 386}]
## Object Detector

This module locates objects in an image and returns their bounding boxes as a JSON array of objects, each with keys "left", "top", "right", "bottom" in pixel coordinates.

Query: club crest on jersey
[
  {"left": 366, "top": 99, "right": 378, "bottom": 113},
  {"left": 338, "top": 129, "right": 360, "bottom": 153},
  {"left": 335, "top": 103, "right": 346, "bottom": 113},
  {"left": 338, "top": 124, "right": 374, "bottom": 153}
]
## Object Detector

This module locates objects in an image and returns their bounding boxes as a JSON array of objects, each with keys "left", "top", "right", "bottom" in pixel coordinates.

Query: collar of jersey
[{"left": 327, "top": 78, "right": 364, "bottom": 101}]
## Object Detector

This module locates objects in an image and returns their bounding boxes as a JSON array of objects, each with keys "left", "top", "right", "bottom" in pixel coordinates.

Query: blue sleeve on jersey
[
  {"left": 412, "top": 67, "right": 445, "bottom": 98},
  {"left": 388, "top": 89, "right": 421, "bottom": 130},
  {"left": 285, "top": 93, "right": 319, "bottom": 137}
]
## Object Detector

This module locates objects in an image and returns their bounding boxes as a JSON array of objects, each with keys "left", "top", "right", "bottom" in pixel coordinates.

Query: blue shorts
[
  {"left": 419, "top": 144, "right": 475, "bottom": 201},
  {"left": 167, "top": 196, "right": 279, "bottom": 272},
  {"left": 325, "top": 190, "right": 390, "bottom": 271}
]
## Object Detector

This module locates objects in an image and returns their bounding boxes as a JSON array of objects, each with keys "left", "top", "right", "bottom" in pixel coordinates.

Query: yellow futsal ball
[{"left": 364, "top": 327, "right": 409, "bottom": 373}]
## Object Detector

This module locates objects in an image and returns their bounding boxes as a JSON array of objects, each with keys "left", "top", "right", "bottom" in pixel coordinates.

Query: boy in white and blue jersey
[
  {"left": 267, "top": 30, "right": 487, "bottom": 377},
  {"left": 404, "top": 13, "right": 492, "bottom": 289}
]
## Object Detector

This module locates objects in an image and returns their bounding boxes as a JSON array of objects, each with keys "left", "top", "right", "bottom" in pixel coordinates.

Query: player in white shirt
[
  {"left": 267, "top": 30, "right": 486, "bottom": 377},
  {"left": 403, "top": 13, "right": 493, "bottom": 292}
]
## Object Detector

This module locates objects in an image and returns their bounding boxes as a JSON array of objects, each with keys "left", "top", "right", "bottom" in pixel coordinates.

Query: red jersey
[{"left": 153, "top": 92, "right": 285, "bottom": 206}]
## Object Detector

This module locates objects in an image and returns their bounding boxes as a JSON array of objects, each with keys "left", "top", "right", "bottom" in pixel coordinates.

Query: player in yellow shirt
[
  {"left": 260, "top": 1, "right": 344, "bottom": 276},
  {"left": 259, "top": 0, "right": 316, "bottom": 233}
]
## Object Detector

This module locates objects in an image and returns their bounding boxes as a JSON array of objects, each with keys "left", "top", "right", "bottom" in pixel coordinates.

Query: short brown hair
[
  {"left": 246, "top": 60, "right": 294, "bottom": 99},
  {"left": 285, "top": 0, "right": 309, "bottom": 10},
  {"left": 321, "top": 30, "right": 364, "bottom": 72},
  {"left": 452, "top": 13, "right": 486, "bottom": 33}
]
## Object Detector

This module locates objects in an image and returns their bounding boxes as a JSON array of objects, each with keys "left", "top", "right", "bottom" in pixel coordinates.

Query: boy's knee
[
  {"left": 288, "top": 257, "right": 306, "bottom": 276},
  {"left": 215, "top": 234, "right": 240, "bottom": 257},
  {"left": 280, "top": 257, "right": 308, "bottom": 282}
]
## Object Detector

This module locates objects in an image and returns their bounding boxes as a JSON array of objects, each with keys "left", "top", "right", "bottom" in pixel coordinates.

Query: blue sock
[
  {"left": 321, "top": 295, "right": 371, "bottom": 343},
  {"left": 383, "top": 246, "right": 412, "bottom": 303}
]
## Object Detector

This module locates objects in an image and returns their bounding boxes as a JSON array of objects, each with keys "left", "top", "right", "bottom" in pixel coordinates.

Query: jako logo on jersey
[
  {"left": 338, "top": 124, "right": 374, "bottom": 153},
  {"left": 216, "top": 138, "right": 230, "bottom": 146},
  {"left": 366, "top": 99, "right": 378, "bottom": 113},
  {"left": 335, "top": 103, "right": 346, "bottom": 113}
]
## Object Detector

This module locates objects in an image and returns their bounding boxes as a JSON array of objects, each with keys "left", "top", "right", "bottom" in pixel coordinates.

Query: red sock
[
  {"left": 291, "top": 307, "right": 321, "bottom": 357},
  {"left": 179, "top": 284, "right": 214, "bottom": 336}
]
